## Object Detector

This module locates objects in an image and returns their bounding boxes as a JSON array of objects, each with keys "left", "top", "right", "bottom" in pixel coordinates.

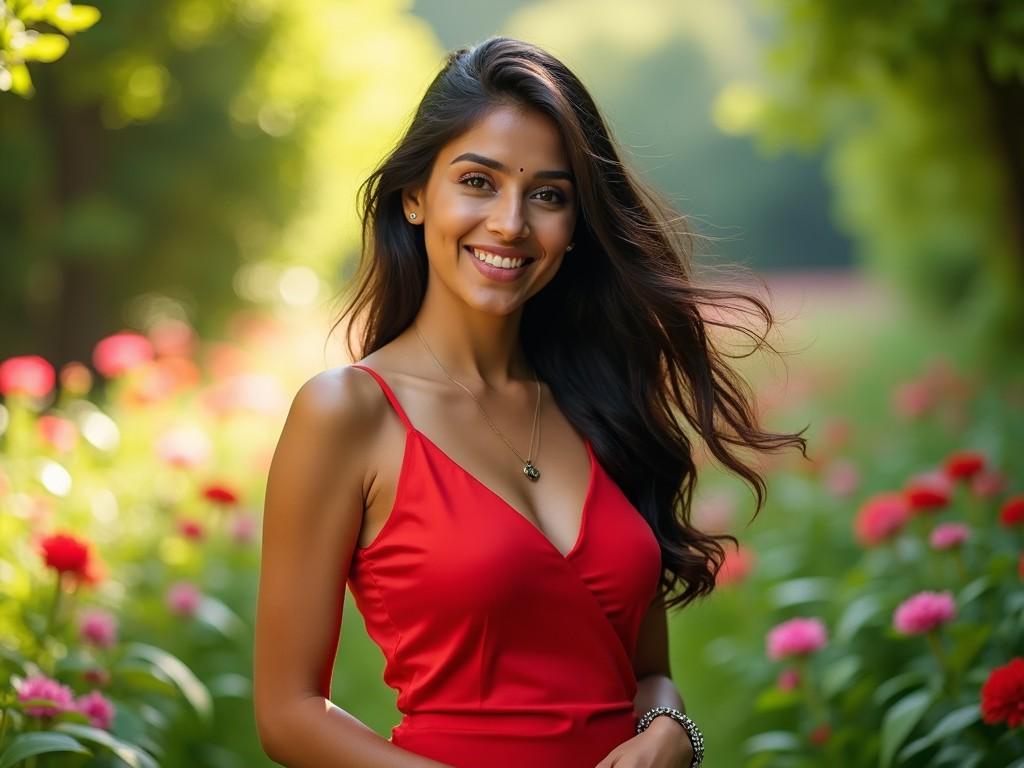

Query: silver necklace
[{"left": 413, "top": 324, "right": 542, "bottom": 481}]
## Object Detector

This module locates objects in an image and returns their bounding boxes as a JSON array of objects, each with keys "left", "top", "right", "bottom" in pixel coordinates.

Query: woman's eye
[
  {"left": 460, "top": 174, "right": 492, "bottom": 190},
  {"left": 534, "top": 188, "right": 565, "bottom": 204}
]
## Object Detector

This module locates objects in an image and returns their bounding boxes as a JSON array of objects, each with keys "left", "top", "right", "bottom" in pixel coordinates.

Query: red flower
[
  {"left": 0, "top": 355, "right": 56, "bottom": 398},
  {"left": 202, "top": 484, "right": 240, "bottom": 506},
  {"left": 717, "top": 543, "right": 754, "bottom": 586},
  {"left": 809, "top": 723, "right": 832, "bottom": 745},
  {"left": 904, "top": 471, "right": 952, "bottom": 513},
  {"left": 855, "top": 493, "right": 911, "bottom": 546},
  {"left": 92, "top": 332, "right": 154, "bottom": 378},
  {"left": 39, "top": 532, "right": 92, "bottom": 578},
  {"left": 981, "top": 658, "right": 1024, "bottom": 728},
  {"left": 1001, "top": 496, "right": 1024, "bottom": 528},
  {"left": 177, "top": 518, "right": 205, "bottom": 541},
  {"left": 944, "top": 451, "right": 985, "bottom": 481}
]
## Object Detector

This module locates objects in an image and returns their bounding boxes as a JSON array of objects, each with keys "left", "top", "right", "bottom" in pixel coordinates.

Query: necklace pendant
[{"left": 523, "top": 461, "right": 540, "bottom": 481}]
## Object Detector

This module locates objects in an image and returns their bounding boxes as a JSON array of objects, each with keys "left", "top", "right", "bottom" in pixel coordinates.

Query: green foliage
[
  {"left": 0, "top": 0, "right": 101, "bottom": 97},
  {"left": 0, "top": 0, "right": 440, "bottom": 363},
  {"left": 716, "top": 0, "right": 1024, "bottom": 353}
]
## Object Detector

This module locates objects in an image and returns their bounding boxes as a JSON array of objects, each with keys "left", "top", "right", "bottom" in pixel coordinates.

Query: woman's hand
[{"left": 594, "top": 716, "right": 694, "bottom": 767}]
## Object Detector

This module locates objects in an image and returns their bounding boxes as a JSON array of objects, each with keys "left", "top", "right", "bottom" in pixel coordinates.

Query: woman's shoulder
[{"left": 289, "top": 362, "right": 393, "bottom": 445}]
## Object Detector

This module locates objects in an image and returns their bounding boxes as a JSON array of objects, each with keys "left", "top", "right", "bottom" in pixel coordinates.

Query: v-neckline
[{"left": 412, "top": 428, "right": 596, "bottom": 560}]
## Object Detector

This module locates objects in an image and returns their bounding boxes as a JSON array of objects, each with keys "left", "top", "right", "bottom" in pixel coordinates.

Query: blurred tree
[
  {"left": 1, "top": 0, "right": 101, "bottom": 97},
  {"left": 0, "top": 0, "right": 440, "bottom": 364},
  {"left": 715, "top": 0, "right": 1024, "bottom": 354}
]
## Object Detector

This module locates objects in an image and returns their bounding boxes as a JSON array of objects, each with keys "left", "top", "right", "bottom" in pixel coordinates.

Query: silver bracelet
[{"left": 636, "top": 706, "right": 705, "bottom": 767}]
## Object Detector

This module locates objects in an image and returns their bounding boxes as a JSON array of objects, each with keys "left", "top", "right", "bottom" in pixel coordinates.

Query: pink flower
[
  {"left": 0, "top": 355, "right": 56, "bottom": 398},
  {"left": 766, "top": 618, "right": 828, "bottom": 661},
  {"left": 904, "top": 471, "right": 953, "bottom": 514},
  {"left": 16, "top": 674, "right": 75, "bottom": 718},
  {"left": 156, "top": 425, "right": 212, "bottom": 468},
  {"left": 892, "top": 379, "right": 934, "bottom": 420},
  {"left": 229, "top": 513, "right": 257, "bottom": 544},
  {"left": 823, "top": 459, "right": 860, "bottom": 498},
  {"left": 930, "top": 523, "right": 970, "bottom": 551},
  {"left": 971, "top": 470, "right": 1006, "bottom": 499},
  {"left": 92, "top": 332, "right": 154, "bottom": 378},
  {"left": 893, "top": 591, "right": 956, "bottom": 635},
  {"left": 776, "top": 667, "right": 801, "bottom": 691},
  {"left": 166, "top": 581, "right": 202, "bottom": 617},
  {"left": 149, "top": 319, "right": 197, "bottom": 358},
  {"left": 79, "top": 608, "right": 118, "bottom": 648},
  {"left": 854, "top": 493, "right": 910, "bottom": 547},
  {"left": 38, "top": 415, "right": 78, "bottom": 453},
  {"left": 74, "top": 690, "right": 115, "bottom": 730}
]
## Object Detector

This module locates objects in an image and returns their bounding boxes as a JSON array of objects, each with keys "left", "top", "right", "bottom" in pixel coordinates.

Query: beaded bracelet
[{"left": 636, "top": 706, "right": 705, "bottom": 767}]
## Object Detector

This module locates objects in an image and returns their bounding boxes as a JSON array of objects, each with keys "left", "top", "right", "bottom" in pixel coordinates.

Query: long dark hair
[{"left": 330, "top": 36, "right": 808, "bottom": 610}]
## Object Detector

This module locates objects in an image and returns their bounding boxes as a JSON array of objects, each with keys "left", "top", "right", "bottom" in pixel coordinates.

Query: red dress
[{"left": 339, "top": 364, "right": 662, "bottom": 768}]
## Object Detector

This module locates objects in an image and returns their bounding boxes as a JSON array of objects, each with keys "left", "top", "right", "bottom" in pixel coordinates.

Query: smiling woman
[{"left": 253, "top": 36, "right": 806, "bottom": 768}]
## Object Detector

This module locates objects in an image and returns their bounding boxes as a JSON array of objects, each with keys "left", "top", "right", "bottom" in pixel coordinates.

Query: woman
[{"left": 253, "top": 36, "right": 806, "bottom": 768}]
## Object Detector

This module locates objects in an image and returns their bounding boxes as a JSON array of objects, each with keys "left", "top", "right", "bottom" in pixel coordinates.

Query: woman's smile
[{"left": 463, "top": 244, "right": 537, "bottom": 283}]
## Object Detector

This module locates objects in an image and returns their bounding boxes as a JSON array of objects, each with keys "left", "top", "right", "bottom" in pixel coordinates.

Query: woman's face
[{"left": 403, "top": 105, "right": 578, "bottom": 316}]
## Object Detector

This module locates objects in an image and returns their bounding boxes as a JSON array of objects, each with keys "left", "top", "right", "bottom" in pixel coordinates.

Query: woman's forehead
[{"left": 439, "top": 105, "right": 570, "bottom": 171}]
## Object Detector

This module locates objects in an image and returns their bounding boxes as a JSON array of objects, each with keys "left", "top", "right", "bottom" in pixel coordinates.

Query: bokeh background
[{"left": 2, "top": 1, "right": 1022, "bottom": 766}]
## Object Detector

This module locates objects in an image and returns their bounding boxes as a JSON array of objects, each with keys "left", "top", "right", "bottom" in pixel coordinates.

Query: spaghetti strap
[{"left": 349, "top": 364, "right": 414, "bottom": 432}]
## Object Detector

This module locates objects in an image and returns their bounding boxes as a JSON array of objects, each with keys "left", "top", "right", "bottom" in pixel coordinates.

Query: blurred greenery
[
  {"left": 0, "top": 0, "right": 440, "bottom": 364},
  {"left": 714, "top": 0, "right": 1024, "bottom": 355}
]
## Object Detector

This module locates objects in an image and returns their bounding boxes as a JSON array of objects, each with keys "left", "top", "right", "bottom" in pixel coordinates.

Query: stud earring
[
  {"left": 566, "top": 242, "right": 575, "bottom": 252},
  {"left": 408, "top": 212, "right": 417, "bottom": 220}
]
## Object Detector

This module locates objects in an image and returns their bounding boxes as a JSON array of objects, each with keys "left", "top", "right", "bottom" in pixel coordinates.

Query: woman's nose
[{"left": 486, "top": 194, "right": 530, "bottom": 241}]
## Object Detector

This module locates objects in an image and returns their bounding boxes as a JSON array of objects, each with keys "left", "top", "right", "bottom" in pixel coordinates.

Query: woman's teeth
[{"left": 472, "top": 248, "right": 528, "bottom": 270}]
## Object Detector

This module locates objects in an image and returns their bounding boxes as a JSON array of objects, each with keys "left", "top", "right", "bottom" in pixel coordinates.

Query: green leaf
[
  {"left": 122, "top": 643, "right": 212, "bottom": 724},
  {"left": 956, "top": 577, "right": 990, "bottom": 606},
  {"left": 754, "top": 686, "right": 803, "bottom": 712},
  {"left": 897, "top": 705, "right": 981, "bottom": 761},
  {"left": 50, "top": 4, "right": 102, "bottom": 34},
  {"left": 821, "top": 655, "right": 861, "bottom": 699},
  {"left": 879, "top": 689, "right": 933, "bottom": 768},
  {"left": 744, "top": 731, "right": 802, "bottom": 755},
  {"left": 0, "top": 732, "right": 91, "bottom": 768},
  {"left": 769, "top": 577, "right": 834, "bottom": 608},
  {"left": 835, "top": 594, "right": 881, "bottom": 642},
  {"left": 112, "top": 660, "right": 178, "bottom": 697},
  {"left": 53, "top": 723, "right": 159, "bottom": 768},
  {"left": 945, "top": 623, "right": 991, "bottom": 678},
  {"left": 195, "top": 595, "right": 246, "bottom": 638},
  {"left": 16, "top": 34, "right": 70, "bottom": 63},
  {"left": 872, "top": 671, "right": 927, "bottom": 707}
]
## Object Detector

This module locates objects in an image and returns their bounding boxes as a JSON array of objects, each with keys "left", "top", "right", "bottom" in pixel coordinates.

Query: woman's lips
[{"left": 464, "top": 246, "right": 534, "bottom": 283}]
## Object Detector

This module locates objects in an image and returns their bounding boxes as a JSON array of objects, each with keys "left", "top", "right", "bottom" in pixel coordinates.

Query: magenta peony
[
  {"left": 166, "top": 581, "right": 202, "bottom": 617},
  {"left": 75, "top": 689, "right": 116, "bottom": 729},
  {"left": 0, "top": 355, "right": 56, "bottom": 398},
  {"left": 16, "top": 674, "right": 75, "bottom": 718},
  {"left": 930, "top": 523, "right": 970, "bottom": 551},
  {"left": 893, "top": 591, "right": 956, "bottom": 635},
  {"left": 766, "top": 618, "right": 828, "bottom": 661},
  {"left": 79, "top": 608, "right": 119, "bottom": 648},
  {"left": 92, "top": 331, "right": 154, "bottom": 378}
]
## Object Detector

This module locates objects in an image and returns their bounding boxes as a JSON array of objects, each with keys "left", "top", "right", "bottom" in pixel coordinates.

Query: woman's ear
[{"left": 402, "top": 186, "right": 424, "bottom": 223}]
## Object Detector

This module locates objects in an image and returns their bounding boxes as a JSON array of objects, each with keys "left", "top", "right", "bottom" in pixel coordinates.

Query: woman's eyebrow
[{"left": 450, "top": 152, "right": 574, "bottom": 183}]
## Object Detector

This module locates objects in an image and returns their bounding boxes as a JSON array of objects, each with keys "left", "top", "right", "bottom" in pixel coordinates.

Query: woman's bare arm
[{"left": 253, "top": 367, "right": 451, "bottom": 767}]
